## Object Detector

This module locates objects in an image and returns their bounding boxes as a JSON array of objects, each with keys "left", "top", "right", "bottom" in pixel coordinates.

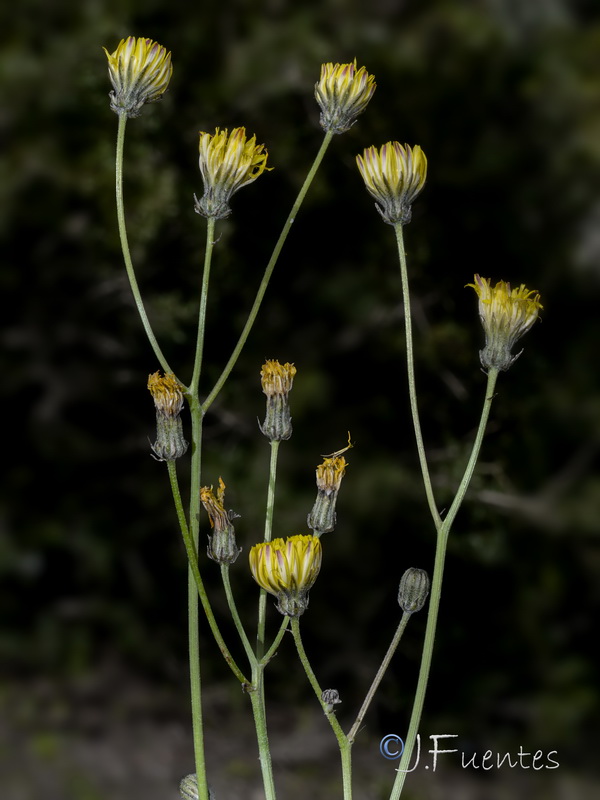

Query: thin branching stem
[
  {"left": 291, "top": 617, "right": 352, "bottom": 800},
  {"left": 394, "top": 223, "right": 442, "bottom": 531},
  {"left": 388, "top": 368, "right": 499, "bottom": 800},
  {"left": 261, "top": 616, "right": 290, "bottom": 666},
  {"left": 249, "top": 669, "right": 277, "bottom": 800},
  {"left": 114, "top": 113, "right": 172, "bottom": 373},
  {"left": 167, "top": 459, "right": 209, "bottom": 800},
  {"left": 189, "top": 217, "right": 216, "bottom": 396},
  {"left": 347, "top": 612, "right": 412, "bottom": 745},
  {"left": 221, "top": 565, "right": 256, "bottom": 666},
  {"left": 202, "top": 131, "right": 334, "bottom": 414},
  {"left": 257, "top": 439, "right": 281, "bottom": 658}
]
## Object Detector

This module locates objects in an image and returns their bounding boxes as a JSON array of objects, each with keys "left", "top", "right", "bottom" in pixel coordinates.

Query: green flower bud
[
  {"left": 398, "top": 568, "right": 430, "bottom": 614},
  {"left": 322, "top": 688, "right": 342, "bottom": 713},
  {"left": 179, "top": 773, "right": 215, "bottom": 800}
]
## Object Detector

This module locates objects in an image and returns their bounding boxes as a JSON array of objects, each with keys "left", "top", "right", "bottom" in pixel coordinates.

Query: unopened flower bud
[
  {"left": 147, "top": 372, "right": 188, "bottom": 461},
  {"left": 179, "top": 774, "right": 215, "bottom": 800},
  {"left": 398, "top": 568, "right": 430, "bottom": 614},
  {"left": 259, "top": 360, "right": 297, "bottom": 442},
  {"left": 201, "top": 478, "right": 241, "bottom": 565},
  {"left": 322, "top": 688, "right": 342, "bottom": 713},
  {"left": 315, "top": 59, "right": 376, "bottom": 134},
  {"left": 356, "top": 142, "right": 427, "bottom": 225},
  {"left": 307, "top": 456, "right": 347, "bottom": 535},
  {"left": 103, "top": 36, "right": 172, "bottom": 118},
  {"left": 249, "top": 535, "right": 322, "bottom": 617},
  {"left": 467, "top": 275, "right": 543, "bottom": 372}
]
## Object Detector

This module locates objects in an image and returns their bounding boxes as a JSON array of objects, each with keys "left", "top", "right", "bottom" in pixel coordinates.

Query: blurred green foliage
[{"left": 2, "top": 0, "right": 600, "bottom": 775}]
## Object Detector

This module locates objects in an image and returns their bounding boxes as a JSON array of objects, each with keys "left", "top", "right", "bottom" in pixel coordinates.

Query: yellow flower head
[
  {"left": 249, "top": 535, "right": 322, "bottom": 617},
  {"left": 308, "top": 455, "right": 348, "bottom": 535},
  {"left": 201, "top": 478, "right": 241, "bottom": 565},
  {"left": 259, "top": 360, "right": 297, "bottom": 442},
  {"left": 315, "top": 59, "right": 376, "bottom": 134},
  {"left": 194, "top": 127, "right": 271, "bottom": 219},
  {"left": 356, "top": 142, "right": 427, "bottom": 225},
  {"left": 147, "top": 371, "right": 185, "bottom": 418},
  {"left": 467, "top": 275, "right": 543, "bottom": 372},
  {"left": 103, "top": 36, "right": 172, "bottom": 118},
  {"left": 147, "top": 372, "right": 187, "bottom": 461}
]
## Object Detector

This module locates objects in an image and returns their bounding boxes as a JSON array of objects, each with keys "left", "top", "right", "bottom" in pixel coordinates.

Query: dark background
[{"left": 2, "top": 1, "right": 600, "bottom": 798}]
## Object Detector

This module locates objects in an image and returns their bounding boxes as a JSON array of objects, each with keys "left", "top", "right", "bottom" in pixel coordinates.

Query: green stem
[
  {"left": 202, "top": 131, "right": 335, "bottom": 414},
  {"left": 181, "top": 217, "right": 214, "bottom": 798},
  {"left": 442, "top": 368, "right": 499, "bottom": 533},
  {"left": 164, "top": 211, "right": 246, "bottom": 795},
  {"left": 189, "top": 217, "right": 216, "bottom": 396},
  {"left": 252, "top": 438, "right": 282, "bottom": 794},
  {"left": 221, "top": 565, "right": 256, "bottom": 666},
  {"left": 263, "top": 440, "right": 280, "bottom": 543},
  {"left": 388, "top": 367, "right": 499, "bottom": 800},
  {"left": 291, "top": 617, "right": 352, "bottom": 800},
  {"left": 257, "top": 439, "right": 281, "bottom": 658},
  {"left": 260, "top": 616, "right": 290, "bottom": 666},
  {"left": 249, "top": 668, "right": 277, "bottom": 800},
  {"left": 347, "top": 612, "right": 412, "bottom": 745},
  {"left": 114, "top": 112, "right": 171, "bottom": 373},
  {"left": 167, "top": 460, "right": 208, "bottom": 800},
  {"left": 174, "top": 417, "right": 249, "bottom": 685},
  {"left": 185, "top": 219, "right": 216, "bottom": 752},
  {"left": 394, "top": 223, "right": 441, "bottom": 531}
]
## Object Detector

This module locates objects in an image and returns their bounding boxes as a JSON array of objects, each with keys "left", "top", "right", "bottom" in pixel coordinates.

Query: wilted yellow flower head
[
  {"left": 249, "top": 534, "right": 322, "bottom": 617},
  {"left": 315, "top": 59, "right": 376, "bottom": 134},
  {"left": 261, "top": 360, "right": 297, "bottom": 397},
  {"left": 307, "top": 455, "right": 348, "bottom": 535},
  {"left": 147, "top": 372, "right": 187, "bottom": 460},
  {"left": 467, "top": 275, "right": 543, "bottom": 372},
  {"left": 259, "top": 360, "right": 297, "bottom": 441},
  {"left": 201, "top": 478, "right": 241, "bottom": 565},
  {"left": 148, "top": 372, "right": 185, "bottom": 417},
  {"left": 315, "top": 456, "right": 347, "bottom": 495},
  {"left": 194, "top": 127, "right": 271, "bottom": 219},
  {"left": 103, "top": 36, "right": 172, "bottom": 118},
  {"left": 200, "top": 478, "right": 229, "bottom": 531},
  {"left": 356, "top": 142, "right": 427, "bottom": 225}
]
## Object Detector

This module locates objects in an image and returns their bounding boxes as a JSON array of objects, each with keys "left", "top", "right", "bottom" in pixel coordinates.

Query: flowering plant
[{"left": 103, "top": 41, "right": 541, "bottom": 800}]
